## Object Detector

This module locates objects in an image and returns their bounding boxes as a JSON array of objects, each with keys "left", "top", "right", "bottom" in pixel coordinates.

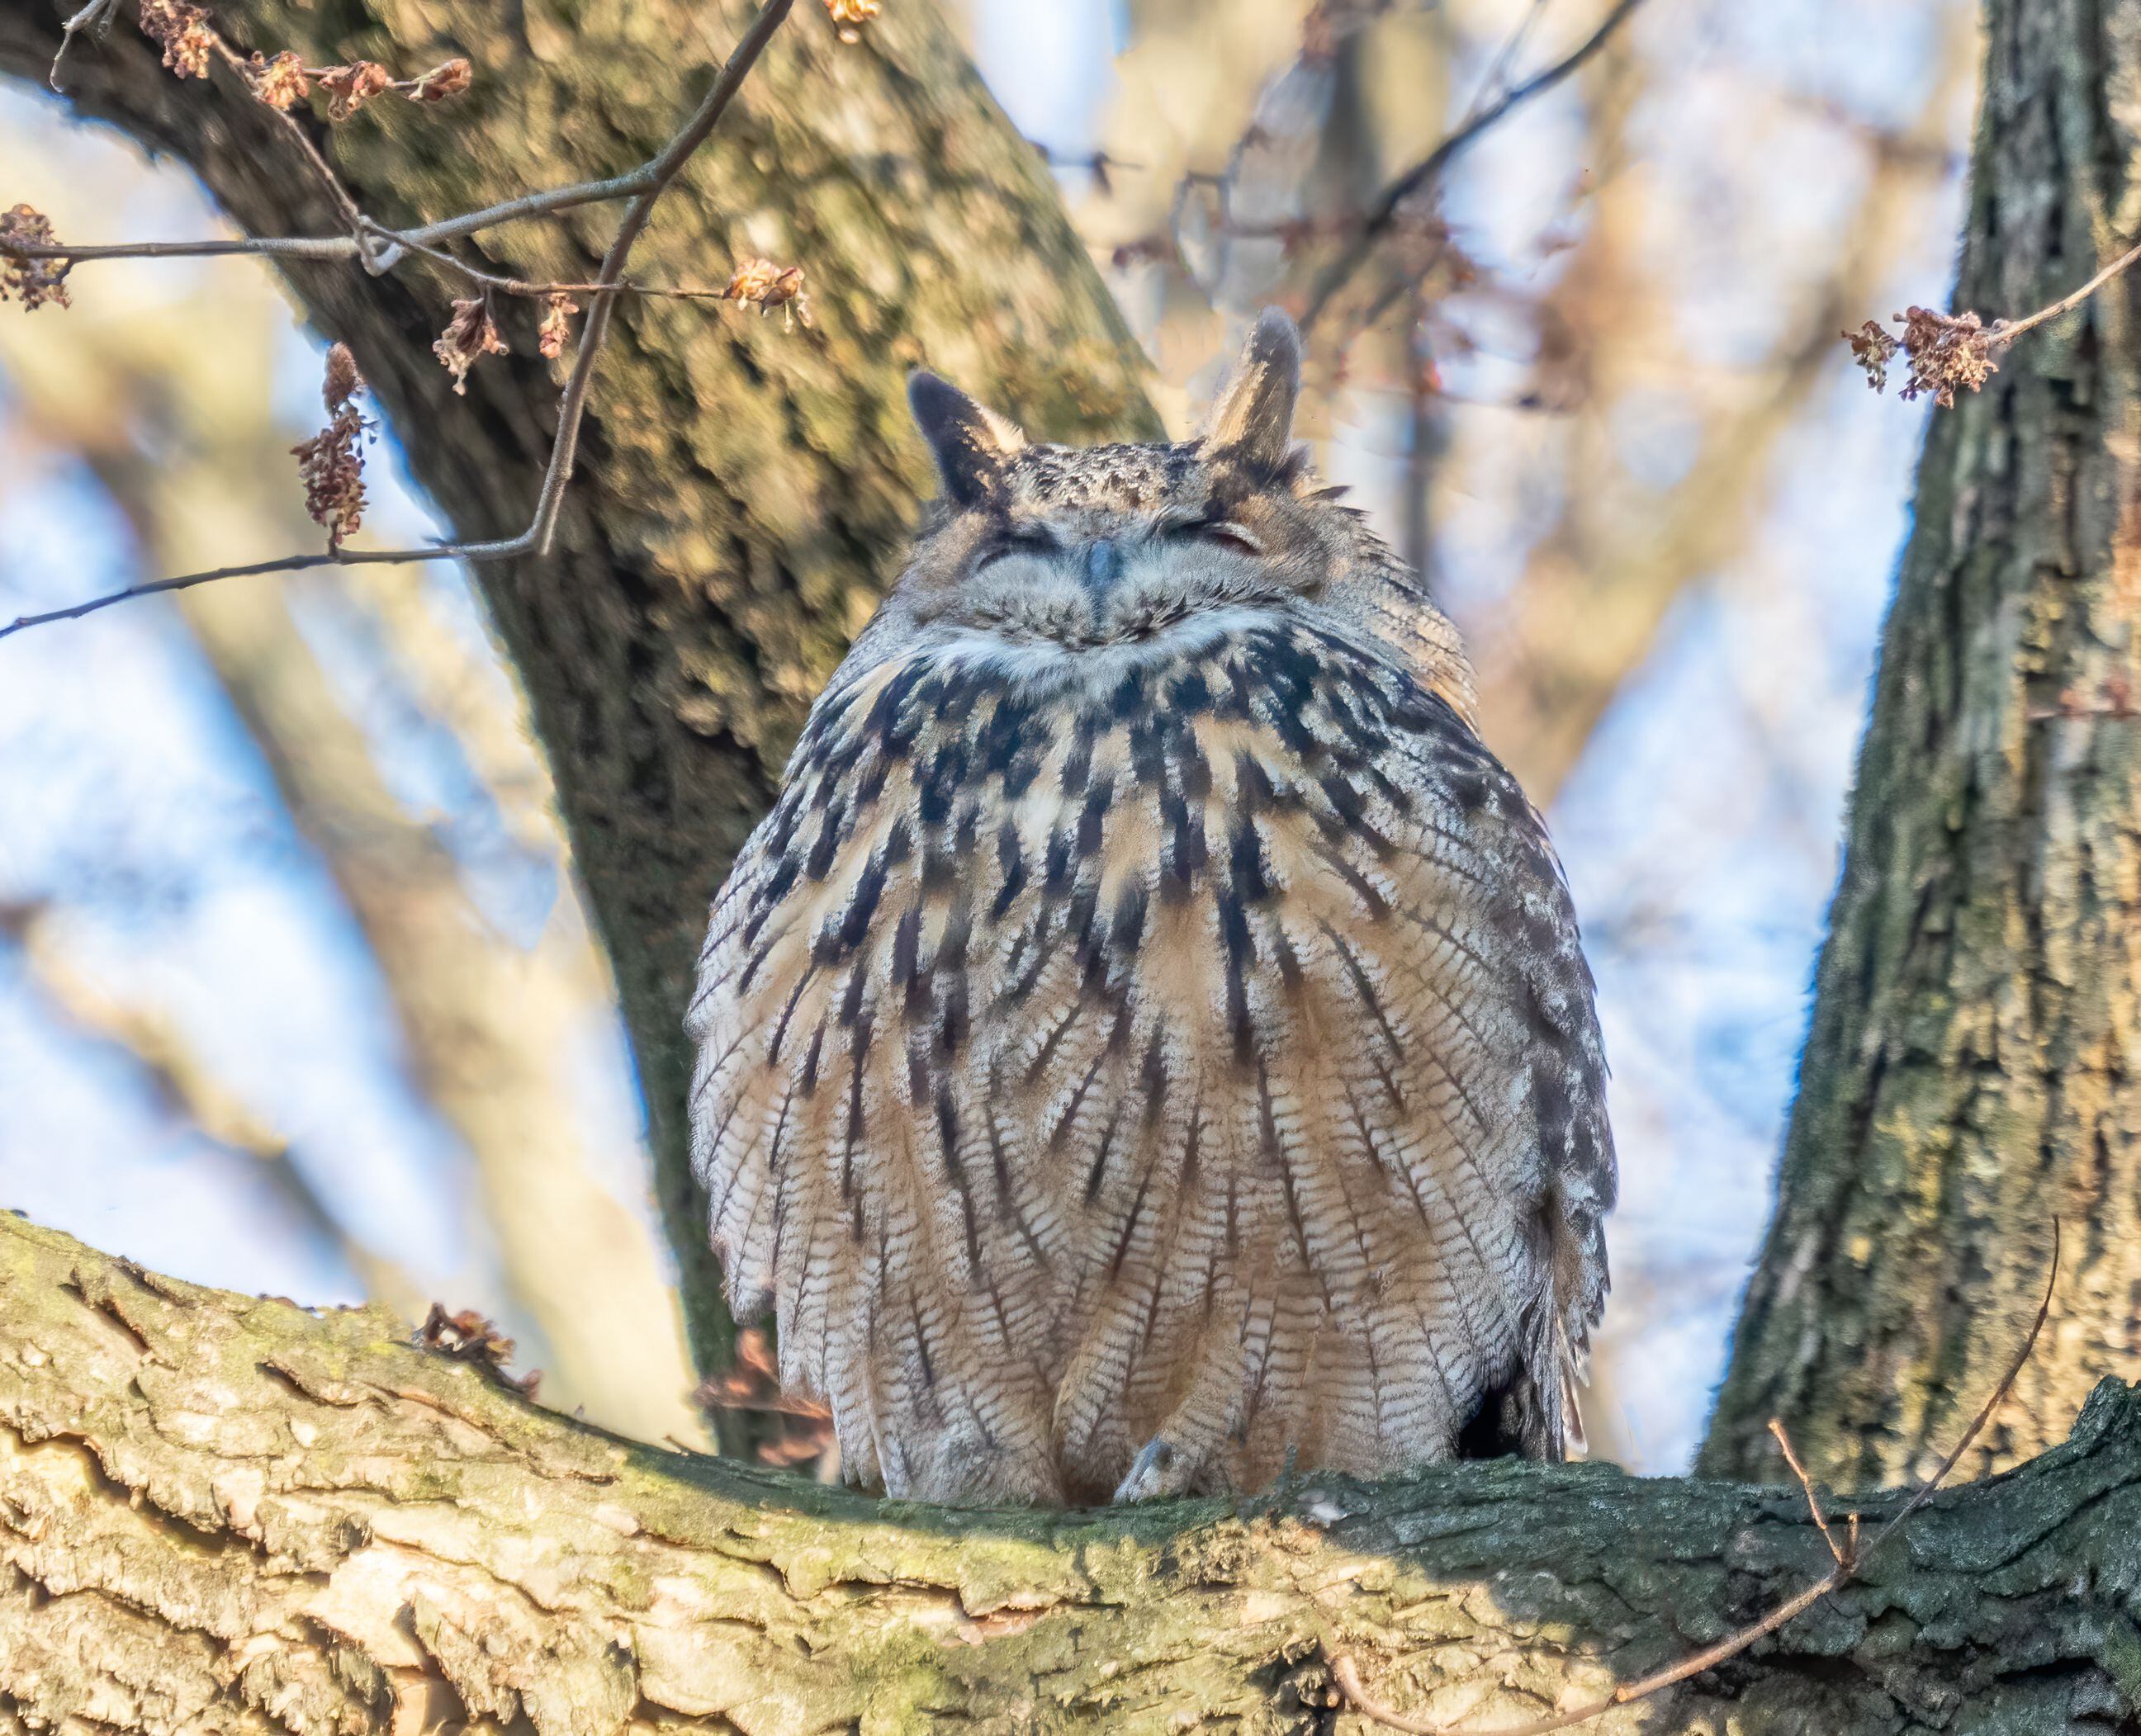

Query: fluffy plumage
[{"left": 688, "top": 311, "right": 1614, "bottom": 1505}]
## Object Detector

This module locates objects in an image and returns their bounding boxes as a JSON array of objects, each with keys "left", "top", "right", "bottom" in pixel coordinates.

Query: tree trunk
[
  {"left": 0, "top": 251, "right": 711, "bottom": 1441},
  {"left": 1702, "top": 0, "right": 2141, "bottom": 1488},
  {"left": 0, "top": 0, "right": 1158, "bottom": 1386},
  {"left": 5, "top": 1213, "right": 2140, "bottom": 1736}
]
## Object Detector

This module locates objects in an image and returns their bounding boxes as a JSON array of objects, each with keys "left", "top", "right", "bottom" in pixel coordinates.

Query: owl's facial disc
[
  {"left": 902, "top": 312, "right": 1325, "bottom": 654},
  {"left": 945, "top": 510, "right": 1285, "bottom": 649}
]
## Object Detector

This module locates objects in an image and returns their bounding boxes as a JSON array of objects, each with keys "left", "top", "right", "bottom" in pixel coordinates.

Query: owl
[{"left": 688, "top": 311, "right": 1614, "bottom": 1506}]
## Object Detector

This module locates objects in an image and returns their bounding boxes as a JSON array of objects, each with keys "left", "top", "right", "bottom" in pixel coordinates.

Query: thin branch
[
  {"left": 1333, "top": 1220, "right": 2062, "bottom": 1736},
  {"left": 367, "top": 221, "right": 743, "bottom": 302},
  {"left": 1768, "top": 1417, "right": 1846, "bottom": 1565},
  {"left": 523, "top": 0, "right": 793, "bottom": 557},
  {"left": 1, "top": 234, "right": 356, "bottom": 264},
  {"left": 7, "top": 41, "right": 784, "bottom": 280},
  {"left": 48, "top": 0, "right": 123, "bottom": 90},
  {"left": 0, "top": 173, "right": 660, "bottom": 270},
  {"left": 2, "top": 0, "right": 795, "bottom": 643},
  {"left": 1301, "top": 0, "right": 1648, "bottom": 329},
  {"left": 1847, "top": 237, "right": 2141, "bottom": 405},
  {"left": 1994, "top": 236, "right": 2141, "bottom": 341},
  {"left": 0, "top": 227, "right": 759, "bottom": 304},
  {"left": 197, "top": 31, "right": 384, "bottom": 267}
]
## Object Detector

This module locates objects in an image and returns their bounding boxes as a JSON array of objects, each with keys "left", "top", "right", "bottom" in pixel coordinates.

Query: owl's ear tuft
[
  {"left": 908, "top": 371, "right": 1026, "bottom": 508},
  {"left": 1199, "top": 308, "right": 1301, "bottom": 478}
]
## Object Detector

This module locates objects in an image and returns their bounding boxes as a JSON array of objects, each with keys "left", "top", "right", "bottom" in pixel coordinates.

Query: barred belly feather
[{"left": 687, "top": 607, "right": 1612, "bottom": 1504}]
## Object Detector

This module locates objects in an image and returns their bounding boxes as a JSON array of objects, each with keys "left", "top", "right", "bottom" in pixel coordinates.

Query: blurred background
[{"left": 0, "top": 0, "right": 1975, "bottom": 1470}]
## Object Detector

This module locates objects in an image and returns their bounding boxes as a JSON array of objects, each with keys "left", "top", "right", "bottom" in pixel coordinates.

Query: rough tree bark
[
  {"left": 1702, "top": 0, "right": 2141, "bottom": 1488},
  {"left": 11, "top": 0, "right": 2141, "bottom": 1723},
  {"left": 7, "top": 1213, "right": 2141, "bottom": 1736},
  {"left": 0, "top": 0, "right": 1158, "bottom": 1381}
]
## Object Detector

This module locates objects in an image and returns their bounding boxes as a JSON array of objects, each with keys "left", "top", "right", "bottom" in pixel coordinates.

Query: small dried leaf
[
  {"left": 245, "top": 49, "right": 310, "bottom": 109},
  {"left": 0, "top": 205, "right": 72, "bottom": 312},
  {"left": 291, "top": 345, "right": 370, "bottom": 551},
  {"left": 321, "top": 339, "right": 362, "bottom": 413},
  {"left": 822, "top": 0, "right": 880, "bottom": 41},
  {"left": 537, "top": 291, "right": 579, "bottom": 360},
  {"left": 1844, "top": 319, "right": 1900, "bottom": 394},
  {"left": 315, "top": 59, "right": 393, "bottom": 119},
  {"left": 139, "top": 0, "right": 213, "bottom": 78},
  {"left": 722, "top": 256, "right": 812, "bottom": 331},
  {"left": 692, "top": 1326, "right": 834, "bottom": 1470},
  {"left": 1897, "top": 305, "right": 1997, "bottom": 408},
  {"left": 432, "top": 294, "right": 509, "bottom": 394},
  {"left": 405, "top": 56, "right": 471, "bottom": 102},
  {"left": 1846, "top": 307, "right": 2000, "bottom": 408},
  {"left": 416, "top": 1303, "right": 541, "bottom": 1396},
  {"left": 737, "top": 1327, "right": 776, "bottom": 1379}
]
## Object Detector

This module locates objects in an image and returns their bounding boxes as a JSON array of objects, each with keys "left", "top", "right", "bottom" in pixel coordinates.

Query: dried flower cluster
[
  {"left": 416, "top": 1302, "right": 542, "bottom": 1398},
  {"left": 290, "top": 342, "right": 371, "bottom": 551},
  {"left": 537, "top": 291, "right": 580, "bottom": 360},
  {"left": 244, "top": 49, "right": 309, "bottom": 109},
  {"left": 241, "top": 48, "right": 471, "bottom": 116},
  {"left": 406, "top": 57, "right": 473, "bottom": 102},
  {"left": 1843, "top": 319, "right": 1899, "bottom": 394},
  {"left": 433, "top": 294, "right": 510, "bottom": 393},
  {"left": 694, "top": 1327, "right": 836, "bottom": 1469},
  {"left": 0, "top": 206, "right": 71, "bottom": 312},
  {"left": 315, "top": 59, "right": 394, "bottom": 119},
  {"left": 822, "top": 0, "right": 880, "bottom": 43},
  {"left": 723, "top": 256, "right": 812, "bottom": 330},
  {"left": 139, "top": 0, "right": 215, "bottom": 78},
  {"left": 1846, "top": 305, "right": 2001, "bottom": 408}
]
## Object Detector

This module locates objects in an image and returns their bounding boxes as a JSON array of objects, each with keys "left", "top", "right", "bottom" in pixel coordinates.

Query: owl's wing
[{"left": 689, "top": 620, "right": 1613, "bottom": 1501}]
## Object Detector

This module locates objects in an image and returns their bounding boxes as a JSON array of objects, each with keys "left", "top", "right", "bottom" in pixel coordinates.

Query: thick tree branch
[{"left": 3, "top": 1213, "right": 2139, "bottom": 1735}]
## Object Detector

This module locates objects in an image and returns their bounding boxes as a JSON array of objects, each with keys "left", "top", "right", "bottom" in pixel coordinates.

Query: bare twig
[
  {"left": 0, "top": 226, "right": 765, "bottom": 305},
  {"left": 1333, "top": 1221, "right": 2061, "bottom": 1736},
  {"left": 1995, "top": 236, "right": 2141, "bottom": 341},
  {"left": 1301, "top": 0, "right": 1648, "bottom": 330},
  {"left": 2, "top": 0, "right": 795, "bottom": 644},
  {"left": 1768, "top": 1416, "right": 1847, "bottom": 1565},
  {"left": 48, "top": 0, "right": 124, "bottom": 90},
  {"left": 192, "top": 30, "right": 385, "bottom": 266},
  {"left": 9, "top": 25, "right": 805, "bottom": 282}
]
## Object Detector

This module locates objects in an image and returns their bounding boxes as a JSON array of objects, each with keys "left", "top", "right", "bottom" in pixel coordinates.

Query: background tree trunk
[
  {"left": 0, "top": 0, "right": 1158, "bottom": 1388},
  {"left": 5, "top": 1212, "right": 2139, "bottom": 1736},
  {"left": 1701, "top": 0, "right": 2141, "bottom": 1488}
]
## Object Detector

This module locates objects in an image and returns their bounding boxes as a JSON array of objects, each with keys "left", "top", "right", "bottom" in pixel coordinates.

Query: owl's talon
[{"left": 1112, "top": 1436, "right": 1180, "bottom": 1503}]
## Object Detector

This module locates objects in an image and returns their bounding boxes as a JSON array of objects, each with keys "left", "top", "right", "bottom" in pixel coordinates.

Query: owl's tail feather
[
  {"left": 1457, "top": 1296, "right": 1586, "bottom": 1462},
  {"left": 1559, "top": 1317, "right": 1589, "bottom": 1459}
]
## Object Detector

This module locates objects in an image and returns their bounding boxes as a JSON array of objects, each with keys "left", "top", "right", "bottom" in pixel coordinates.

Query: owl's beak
[{"left": 1082, "top": 538, "right": 1125, "bottom": 598}]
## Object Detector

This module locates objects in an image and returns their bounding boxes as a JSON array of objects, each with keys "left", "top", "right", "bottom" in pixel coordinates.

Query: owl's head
[{"left": 886, "top": 311, "right": 1384, "bottom": 659}]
